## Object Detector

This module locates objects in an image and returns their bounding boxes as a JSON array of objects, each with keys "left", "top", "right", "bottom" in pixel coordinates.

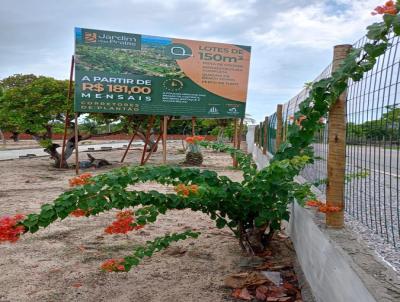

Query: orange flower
[
  {"left": 69, "top": 173, "right": 93, "bottom": 187},
  {"left": 101, "top": 258, "right": 126, "bottom": 272},
  {"left": 0, "top": 214, "right": 26, "bottom": 243},
  {"left": 70, "top": 209, "right": 87, "bottom": 217},
  {"left": 372, "top": 1, "right": 398, "bottom": 15},
  {"left": 318, "top": 205, "right": 341, "bottom": 213},
  {"left": 116, "top": 210, "right": 134, "bottom": 220},
  {"left": 174, "top": 183, "right": 199, "bottom": 197},
  {"left": 189, "top": 184, "right": 199, "bottom": 194},
  {"left": 185, "top": 136, "right": 205, "bottom": 144},
  {"left": 185, "top": 137, "right": 194, "bottom": 144},
  {"left": 306, "top": 200, "right": 324, "bottom": 207}
]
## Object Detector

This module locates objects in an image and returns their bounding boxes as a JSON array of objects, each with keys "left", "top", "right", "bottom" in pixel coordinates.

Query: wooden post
[
  {"left": 143, "top": 117, "right": 172, "bottom": 165},
  {"left": 254, "top": 125, "right": 260, "bottom": 146},
  {"left": 237, "top": 118, "right": 244, "bottom": 150},
  {"left": 162, "top": 116, "right": 168, "bottom": 164},
  {"left": 276, "top": 104, "right": 283, "bottom": 152},
  {"left": 326, "top": 44, "right": 352, "bottom": 228},
  {"left": 60, "top": 55, "right": 74, "bottom": 168},
  {"left": 140, "top": 116, "right": 155, "bottom": 165},
  {"left": 74, "top": 113, "right": 79, "bottom": 175},
  {"left": 233, "top": 118, "right": 238, "bottom": 167},
  {"left": 120, "top": 121, "right": 141, "bottom": 163},
  {"left": 263, "top": 116, "right": 269, "bottom": 154},
  {"left": 191, "top": 117, "right": 196, "bottom": 136}
]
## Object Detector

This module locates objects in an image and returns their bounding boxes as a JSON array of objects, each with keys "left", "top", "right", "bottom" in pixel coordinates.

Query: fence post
[
  {"left": 276, "top": 104, "right": 283, "bottom": 152},
  {"left": 326, "top": 44, "right": 352, "bottom": 228},
  {"left": 259, "top": 122, "right": 263, "bottom": 148},
  {"left": 254, "top": 125, "right": 258, "bottom": 146},
  {"left": 263, "top": 116, "right": 269, "bottom": 154}
]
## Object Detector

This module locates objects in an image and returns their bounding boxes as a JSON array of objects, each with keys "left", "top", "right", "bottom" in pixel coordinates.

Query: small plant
[{"left": 184, "top": 135, "right": 205, "bottom": 166}]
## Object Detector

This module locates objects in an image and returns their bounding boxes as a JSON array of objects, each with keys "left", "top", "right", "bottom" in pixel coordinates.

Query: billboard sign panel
[{"left": 74, "top": 28, "right": 251, "bottom": 118}]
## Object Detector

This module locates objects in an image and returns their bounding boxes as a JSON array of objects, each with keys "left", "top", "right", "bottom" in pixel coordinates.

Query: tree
[
  {"left": 0, "top": 74, "right": 162, "bottom": 167},
  {"left": 0, "top": 74, "right": 74, "bottom": 166}
]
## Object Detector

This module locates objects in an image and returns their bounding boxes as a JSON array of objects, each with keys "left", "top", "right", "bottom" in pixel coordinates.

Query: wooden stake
[
  {"left": 326, "top": 44, "right": 352, "bottom": 228},
  {"left": 191, "top": 117, "right": 196, "bottom": 136},
  {"left": 263, "top": 116, "right": 269, "bottom": 155},
  {"left": 163, "top": 116, "right": 168, "bottom": 164},
  {"left": 74, "top": 113, "right": 79, "bottom": 175},
  {"left": 60, "top": 55, "right": 74, "bottom": 168},
  {"left": 143, "top": 116, "right": 172, "bottom": 165},
  {"left": 237, "top": 117, "right": 244, "bottom": 150},
  {"left": 120, "top": 121, "right": 141, "bottom": 163},
  {"left": 233, "top": 118, "right": 239, "bottom": 167},
  {"left": 140, "top": 116, "right": 155, "bottom": 166},
  {"left": 276, "top": 104, "right": 283, "bottom": 152}
]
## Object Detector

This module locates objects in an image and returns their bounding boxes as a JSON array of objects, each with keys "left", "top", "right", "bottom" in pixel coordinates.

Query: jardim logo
[{"left": 84, "top": 32, "right": 97, "bottom": 43}]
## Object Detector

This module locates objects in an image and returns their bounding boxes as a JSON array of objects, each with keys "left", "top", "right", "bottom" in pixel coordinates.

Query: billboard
[{"left": 74, "top": 28, "right": 251, "bottom": 118}]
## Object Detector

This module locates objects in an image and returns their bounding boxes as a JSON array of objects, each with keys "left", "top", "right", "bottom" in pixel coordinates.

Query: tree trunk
[
  {"left": 0, "top": 129, "right": 5, "bottom": 149},
  {"left": 238, "top": 223, "right": 273, "bottom": 255},
  {"left": 11, "top": 132, "right": 19, "bottom": 142},
  {"left": 43, "top": 135, "right": 80, "bottom": 168}
]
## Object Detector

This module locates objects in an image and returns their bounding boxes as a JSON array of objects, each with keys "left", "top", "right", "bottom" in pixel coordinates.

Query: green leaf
[
  {"left": 364, "top": 43, "right": 388, "bottom": 58},
  {"left": 366, "top": 22, "right": 387, "bottom": 40},
  {"left": 393, "top": 15, "right": 400, "bottom": 35},
  {"left": 216, "top": 217, "right": 226, "bottom": 229}
]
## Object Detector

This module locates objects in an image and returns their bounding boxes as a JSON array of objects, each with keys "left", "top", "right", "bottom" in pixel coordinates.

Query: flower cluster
[
  {"left": 70, "top": 209, "right": 89, "bottom": 217},
  {"left": 306, "top": 200, "right": 341, "bottom": 213},
  {"left": 69, "top": 173, "right": 93, "bottom": 187},
  {"left": 185, "top": 136, "right": 205, "bottom": 144},
  {"left": 174, "top": 184, "right": 199, "bottom": 197},
  {"left": 100, "top": 258, "right": 126, "bottom": 272},
  {"left": 104, "top": 210, "right": 143, "bottom": 234},
  {"left": 0, "top": 214, "right": 25, "bottom": 243},
  {"left": 372, "top": 1, "right": 398, "bottom": 15}
]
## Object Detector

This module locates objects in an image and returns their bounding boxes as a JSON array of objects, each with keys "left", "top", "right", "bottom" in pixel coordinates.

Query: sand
[{"left": 0, "top": 141, "right": 245, "bottom": 302}]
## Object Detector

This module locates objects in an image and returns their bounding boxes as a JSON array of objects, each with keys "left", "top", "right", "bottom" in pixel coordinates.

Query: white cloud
[{"left": 248, "top": 0, "right": 382, "bottom": 49}]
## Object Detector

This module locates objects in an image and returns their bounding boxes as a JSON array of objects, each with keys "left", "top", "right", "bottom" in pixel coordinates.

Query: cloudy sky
[{"left": 0, "top": 0, "right": 383, "bottom": 121}]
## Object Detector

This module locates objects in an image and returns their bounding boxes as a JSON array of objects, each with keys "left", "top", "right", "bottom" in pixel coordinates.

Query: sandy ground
[{"left": 0, "top": 141, "right": 248, "bottom": 302}]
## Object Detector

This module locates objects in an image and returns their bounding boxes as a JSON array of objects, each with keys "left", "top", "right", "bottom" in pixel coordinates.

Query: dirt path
[{"left": 0, "top": 141, "right": 245, "bottom": 302}]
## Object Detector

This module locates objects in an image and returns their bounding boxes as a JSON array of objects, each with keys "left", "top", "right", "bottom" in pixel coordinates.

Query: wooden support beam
[
  {"left": 60, "top": 55, "right": 74, "bottom": 168},
  {"left": 120, "top": 121, "right": 141, "bottom": 163},
  {"left": 276, "top": 104, "right": 283, "bottom": 152},
  {"left": 74, "top": 113, "right": 79, "bottom": 175},
  {"left": 140, "top": 116, "right": 155, "bottom": 166},
  {"left": 162, "top": 116, "right": 168, "bottom": 164},
  {"left": 263, "top": 116, "right": 269, "bottom": 155},
  {"left": 191, "top": 117, "right": 196, "bottom": 136},
  {"left": 143, "top": 116, "right": 172, "bottom": 165}
]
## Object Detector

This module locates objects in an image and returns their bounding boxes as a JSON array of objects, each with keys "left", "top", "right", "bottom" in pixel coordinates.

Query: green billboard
[{"left": 74, "top": 28, "right": 251, "bottom": 118}]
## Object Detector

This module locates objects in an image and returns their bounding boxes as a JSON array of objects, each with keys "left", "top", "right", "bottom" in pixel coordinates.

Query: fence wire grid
[{"left": 254, "top": 34, "right": 400, "bottom": 248}]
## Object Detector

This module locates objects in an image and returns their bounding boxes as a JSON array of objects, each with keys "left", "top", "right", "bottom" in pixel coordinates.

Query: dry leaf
[
  {"left": 232, "top": 288, "right": 253, "bottom": 300},
  {"left": 224, "top": 272, "right": 270, "bottom": 288},
  {"left": 255, "top": 285, "right": 269, "bottom": 300}
]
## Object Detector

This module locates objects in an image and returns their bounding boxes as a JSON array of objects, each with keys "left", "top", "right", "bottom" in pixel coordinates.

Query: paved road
[
  {"left": 0, "top": 141, "right": 144, "bottom": 161},
  {"left": 301, "top": 143, "right": 400, "bottom": 247}
]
